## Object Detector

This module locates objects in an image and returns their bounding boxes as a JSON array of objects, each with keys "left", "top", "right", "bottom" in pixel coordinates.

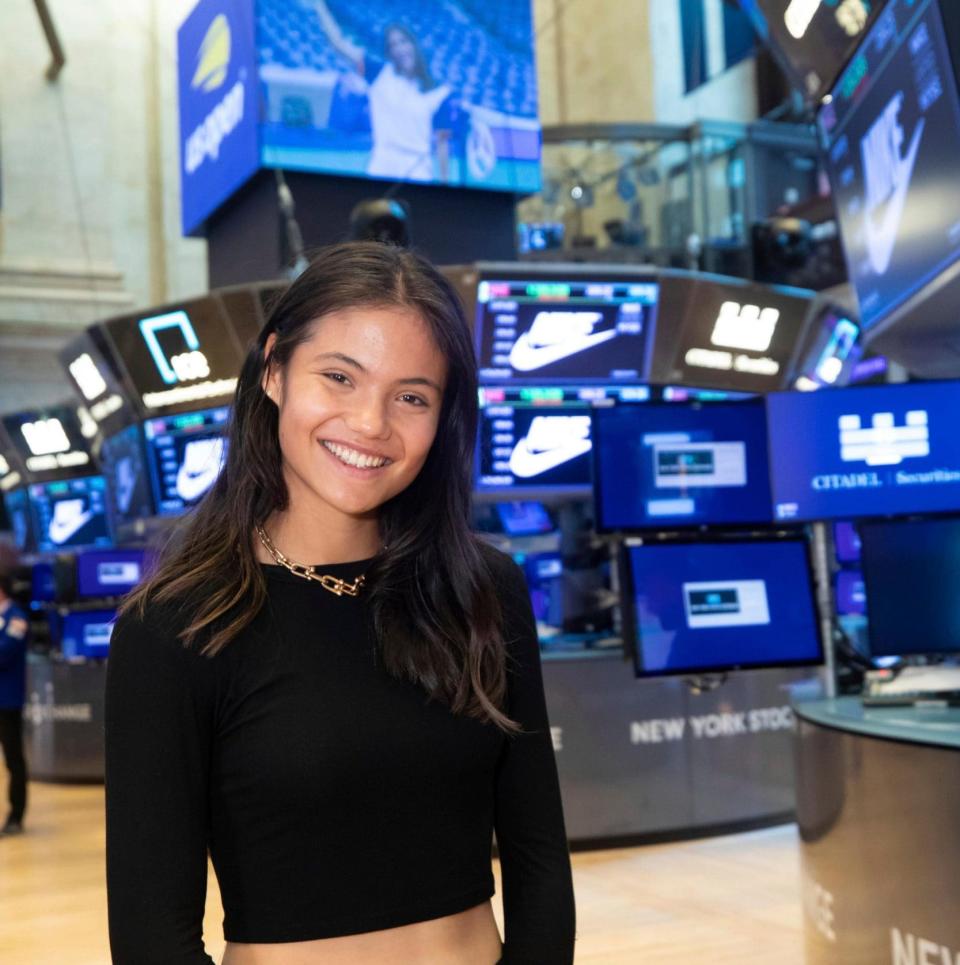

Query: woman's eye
[
  {"left": 324, "top": 372, "right": 350, "bottom": 385},
  {"left": 400, "top": 393, "right": 427, "bottom": 406}
]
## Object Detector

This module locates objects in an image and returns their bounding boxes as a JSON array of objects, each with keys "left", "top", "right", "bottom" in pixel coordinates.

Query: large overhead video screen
[
  {"left": 767, "top": 380, "right": 960, "bottom": 522},
  {"left": 28, "top": 477, "right": 112, "bottom": 553},
  {"left": 475, "top": 385, "right": 650, "bottom": 496},
  {"left": 623, "top": 538, "right": 822, "bottom": 677},
  {"left": 258, "top": 0, "right": 541, "bottom": 192},
  {"left": 476, "top": 278, "right": 658, "bottom": 385},
  {"left": 0, "top": 406, "right": 95, "bottom": 484},
  {"left": 737, "top": 0, "right": 882, "bottom": 100},
  {"left": 818, "top": 0, "right": 960, "bottom": 330},
  {"left": 592, "top": 401, "right": 773, "bottom": 531}
]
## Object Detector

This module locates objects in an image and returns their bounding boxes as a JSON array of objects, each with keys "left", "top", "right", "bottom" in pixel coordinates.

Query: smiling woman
[{"left": 103, "top": 242, "right": 576, "bottom": 965}]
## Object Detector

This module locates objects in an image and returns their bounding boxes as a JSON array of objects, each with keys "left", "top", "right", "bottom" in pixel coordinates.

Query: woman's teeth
[{"left": 323, "top": 441, "right": 391, "bottom": 469}]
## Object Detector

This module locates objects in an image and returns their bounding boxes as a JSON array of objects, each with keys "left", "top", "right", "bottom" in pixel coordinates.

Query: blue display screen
[
  {"left": 61, "top": 609, "right": 117, "bottom": 660},
  {"left": 833, "top": 521, "right": 862, "bottom": 563},
  {"left": 28, "top": 476, "right": 112, "bottom": 553},
  {"left": 767, "top": 381, "right": 960, "bottom": 522},
  {"left": 476, "top": 279, "right": 658, "bottom": 385},
  {"left": 475, "top": 385, "right": 650, "bottom": 495},
  {"left": 860, "top": 516, "right": 960, "bottom": 657},
  {"left": 495, "top": 501, "right": 553, "bottom": 536},
  {"left": 515, "top": 552, "right": 564, "bottom": 629},
  {"left": 835, "top": 569, "right": 866, "bottom": 616},
  {"left": 76, "top": 548, "right": 153, "bottom": 599},
  {"left": 592, "top": 401, "right": 773, "bottom": 531},
  {"left": 143, "top": 406, "right": 230, "bottom": 515},
  {"left": 101, "top": 424, "right": 154, "bottom": 527},
  {"left": 2, "top": 488, "right": 33, "bottom": 552},
  {"left": 624, "top": 539, "right": 822, "bottom": 677},
  {"left": 818, "top": 0, "right": 960, "bottom": 329}
]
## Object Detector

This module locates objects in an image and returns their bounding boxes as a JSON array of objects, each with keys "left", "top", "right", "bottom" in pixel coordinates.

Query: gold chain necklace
[{"left": 256, "top": 525, "right": 366, "bottom": 597}]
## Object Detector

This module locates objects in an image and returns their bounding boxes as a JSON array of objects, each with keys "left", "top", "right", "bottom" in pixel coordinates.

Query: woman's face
[
  {"left": 387, "top": 28, "right": 417, "bottom": 76},
  {"left": 263, "top": 305, "right": 447, "bottom": 525}
]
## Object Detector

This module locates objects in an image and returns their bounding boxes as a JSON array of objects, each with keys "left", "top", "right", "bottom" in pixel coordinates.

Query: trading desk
[{"left": 794, "top": 697, "right": 960, "bottom": 965}]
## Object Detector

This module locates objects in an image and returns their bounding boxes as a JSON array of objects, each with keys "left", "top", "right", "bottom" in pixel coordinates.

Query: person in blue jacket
[{"left": 0, "top": 556, "right": 29, "bottom": 836}]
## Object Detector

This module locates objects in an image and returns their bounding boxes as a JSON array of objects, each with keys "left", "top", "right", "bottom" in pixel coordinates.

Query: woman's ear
[{"left": 261, "top": 333, "right": 280, "bottom": 403}]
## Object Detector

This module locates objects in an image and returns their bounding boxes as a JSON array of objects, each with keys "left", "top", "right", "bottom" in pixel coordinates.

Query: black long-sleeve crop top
[{"left": 104, "top": 544, "right": 576, "bottom": 964}]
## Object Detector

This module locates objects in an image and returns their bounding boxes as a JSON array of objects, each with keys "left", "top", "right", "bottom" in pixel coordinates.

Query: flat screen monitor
[
  {"left": 475, "top": 385, "right": 650, "bottom": 495},
  {"left": 1, "top": 405, "right": 95, "bottom": 483},
  {"left": 100, "top": 424, "right": 155, "bottom": 527},
  {"left": 61, "top": 609, "right": 116, "bottom": 660},
  {"left": 860, "top": 515, "right": 960, "bottom": 657},
  {"left": 515, "top": 552, "right": 564, "bottom": 631},
  {"left": 766, "top": 380, "right": 960, "bottom": 522},
  {"left": 833, "top": 521, "right": 862, "bottom": 563},
  {"left": 143, "top": 406, "right": 230, "bottom": 515},
  {"left": 256, "top": 0, "right": 541, "bottom": 192},
  {"left": 27, "top": 476, "right": 112, "bottom": 553},
  {"left": 592, "top": 401, "right": 773, "bottom": 531},
  {"left": 817, "top": 0, "right": 960, "bottom": 330},
  {"left": 2, "top": 488, "right": 33, "bottom": 552},
  {"left": 622, "top": 537, "right": 823, "bottom": 677},
  {"left": 76, "top": 548, "right": 153, "bottom": 599},
  {"left": 475, "top": 278, "right": 658, "bottom": 384},
  {"left": 835, "top": 569, "right": 866, "bottom": 616}
]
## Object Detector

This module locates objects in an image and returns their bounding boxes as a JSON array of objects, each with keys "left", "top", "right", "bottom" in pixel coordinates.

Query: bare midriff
[{"left": 220, "top": 900, "right": 503, "bottom": 965}]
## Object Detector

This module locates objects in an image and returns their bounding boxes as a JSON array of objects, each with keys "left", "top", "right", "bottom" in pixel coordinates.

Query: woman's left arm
[{"left": 492, "top": 555, "right": 577, "bottom": 964}]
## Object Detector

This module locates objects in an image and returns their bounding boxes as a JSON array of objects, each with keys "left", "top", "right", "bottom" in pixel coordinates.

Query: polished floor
[{"left": 0, "top": 782, "right": 805, "bottom": 964}]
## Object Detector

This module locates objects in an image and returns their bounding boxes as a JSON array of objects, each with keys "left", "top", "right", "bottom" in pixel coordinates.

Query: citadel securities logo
[
  {"left": 509, "top": 415, "right": 592, "bottom": 478},
  {"left": 184, "top": 12, "right": 246, "bottom": 176},
  {"left": 861, "top": 92, "right": 924, "bottom": 277},
  {"left": 509, "top": 312, "right": 617, "bottom": 371},
  {"left": 839, "top": 410, "right": 930, "bottom": 466},
  {"left": 192, "top": 14, "right": 230, "bottom": 93}
]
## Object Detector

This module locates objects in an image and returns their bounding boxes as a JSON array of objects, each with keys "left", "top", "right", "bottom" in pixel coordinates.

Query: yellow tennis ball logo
[{"left": 192, "top": 13, "right": 231, "bottom": 93}]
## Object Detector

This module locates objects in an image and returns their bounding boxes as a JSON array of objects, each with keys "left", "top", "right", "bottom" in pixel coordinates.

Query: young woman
[
  {"left": 312, "top": 0, "right": 455, "bottom": 182},
  {"left": 104, "top": 242, "right": 576, "bottom": 964}
]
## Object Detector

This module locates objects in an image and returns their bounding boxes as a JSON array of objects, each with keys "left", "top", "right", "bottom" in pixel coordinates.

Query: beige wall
[
  {"left": 534, "top": 0, "right": 655, "bottom": 125},
  {"left": 0, "top": 0, "right": 206, "bottom": 411}
]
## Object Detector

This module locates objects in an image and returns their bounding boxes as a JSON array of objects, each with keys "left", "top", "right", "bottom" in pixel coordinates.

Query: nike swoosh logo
[
  {"left": 864, "top": 117, "right": 924, "bottom": 277},
  {"left": 508, "top": 328, "right": 618, "bottom": 371},
  {"left": 509, "top": 437, "right": 592, "bottom": 478}
]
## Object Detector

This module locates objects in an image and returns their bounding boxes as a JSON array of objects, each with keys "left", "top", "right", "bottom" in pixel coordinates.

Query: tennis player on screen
[{"left": 313, "top": 0, "right": 455, "bottom": 182}]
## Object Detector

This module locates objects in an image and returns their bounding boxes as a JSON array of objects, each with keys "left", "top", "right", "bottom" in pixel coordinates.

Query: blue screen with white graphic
[
  {"left": 767, "top": 381, "right": 960, "bottom": 522},
  {"left": 178, "top": 0, "right": 260, "bottom": 235},
  {"left": 475, "top": 385, "right": 651, "bottom": 494},
  {"left": 476, "top": 279, "right": 658, "bottom": 385},
  {"left": 100, "top": 424, "right": 154, "bottom": 528},
  {"left": 257, "top": 0, "right": 541, "bottom": 192},
  {"left": 593, "top": 401, "right": 772, "bottom": 531},
  {"left": 28, "top": 477, "right": 112, "bottom": 553},
  {"left": 624, "top": 539, "right": 822, "bottom": 677},
  {"left": 61, "top": 609, "right": 117, "bottom": 660},
  {"left": 143, "top": 406, "right": 230, "bottom": 515},
  {"left": 818, "top": 0, "right": 960, "bottom": 329},
  {"left": 860, "top": 516, "right": 960, "bottom": 656},
  {"left": 77, "top": 548, "right": 153, "bottom": 599}
]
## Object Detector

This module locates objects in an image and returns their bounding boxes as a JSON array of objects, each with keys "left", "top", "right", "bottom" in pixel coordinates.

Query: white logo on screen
[
  {"left": 838, "top": 410, "right": 929, "bottom": 466},
  {"left": 683, "top": 580, "right": 770, "bottom": 630},
  {"left": 861, "top": 92, "right": 924, "bottom": 276},
  {"left": 176, "top": 437, "right": 226, "bottom": 502},
  {"left": 508, "top": 311, "right": 616, "bottom": 371},
  {"left": 509, "top": 415, "right": 592, "bottom": 478},
  {"left": 49, "top": 499, "right": 93, "bottom": 545},
  {"left": 710, "top": 302, "right": 780, "bottom": 353}
]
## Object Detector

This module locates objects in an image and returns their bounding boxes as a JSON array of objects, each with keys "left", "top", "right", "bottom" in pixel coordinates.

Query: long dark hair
[
  {"left": 384, "top": 23, "right": 436, "bottom": 92},
  {"left": 122, "top": 242, "right": 520, "bottom": 734}
]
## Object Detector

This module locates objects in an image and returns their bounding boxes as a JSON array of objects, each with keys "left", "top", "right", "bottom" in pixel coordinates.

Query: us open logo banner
[{"left": 177, "top": 0, "right": 260, "bottom": 236}]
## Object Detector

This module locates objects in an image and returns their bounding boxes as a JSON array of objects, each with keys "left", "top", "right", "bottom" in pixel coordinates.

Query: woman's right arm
[
  {"left": 311, "top": 0, "right": 365, "bottom": 71},
  {"left": 104, "top": 605, "right": 217, "bottom": 965}
]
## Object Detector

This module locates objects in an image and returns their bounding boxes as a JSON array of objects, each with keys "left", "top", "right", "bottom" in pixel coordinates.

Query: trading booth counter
[{"left": 794, "top": 697, "right": 960, "bottom": 965}]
